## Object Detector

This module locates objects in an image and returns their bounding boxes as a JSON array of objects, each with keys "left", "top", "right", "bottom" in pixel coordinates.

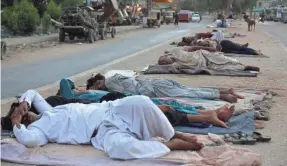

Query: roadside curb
[
  {"left": 1, "top": 34, "right": 182, "bottom": 105},
  {"left": 4, "top": 26, "right": 142, "bottom": 47}
]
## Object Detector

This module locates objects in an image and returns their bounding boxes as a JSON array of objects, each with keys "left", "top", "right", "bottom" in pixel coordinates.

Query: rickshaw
[{"left": 147, "top": 9, "right": 162, "bottom": 28}]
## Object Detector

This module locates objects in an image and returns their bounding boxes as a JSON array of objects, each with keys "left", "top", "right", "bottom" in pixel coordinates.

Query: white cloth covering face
[{"left": 13, "top": 90, "right": 175, "bottom": 159}]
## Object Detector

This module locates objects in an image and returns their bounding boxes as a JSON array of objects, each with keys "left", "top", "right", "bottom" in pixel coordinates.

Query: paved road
[
  {"left": 1, "top": 20, "right": 211, "bottom": 99},
  {"left": 258, "top": 22, "right": 287, "bottom": 46}
]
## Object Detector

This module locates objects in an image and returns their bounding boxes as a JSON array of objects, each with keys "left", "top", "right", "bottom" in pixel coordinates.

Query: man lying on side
[
  {"left": 2, "top": 90, "right": 233, "bottom": 134},
  {"left": 159, "top": 47, "right": 260, "bottom": 72},
  {"left": 8, "top": 89, "right": 208, "bottom": 160},
  {"left": 86, "top": 73, "right": 244, "bottom": 103}
]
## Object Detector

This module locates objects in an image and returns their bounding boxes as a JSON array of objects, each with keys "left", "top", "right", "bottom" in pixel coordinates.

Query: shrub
[
  {"left": 2, "top": 0, "right": 40, "bottom": 35},
  {"left": 46, "top": 0, "right": 61, "bottom": 20},
  {"left": 42, "top": 12, "right": 51, "bottom": 32}
]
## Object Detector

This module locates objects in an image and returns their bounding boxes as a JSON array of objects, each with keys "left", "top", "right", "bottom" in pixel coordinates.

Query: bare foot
[
  {"left": 256, "top": 50, "right": 263, "bottom": 55},
  {"left": 205, "top": 110, "right": 229, "bottom": 128},
  {"left": 220, "top": 94, "right": 238, "bottom": 103},
  {"left": 229, "top": 88, "right": 245, "bottom": 99},
  {"left": 164, "top": 138, "right": 204, "bottom": 151},
  {"left": 174, "top": 132, "right": 197, "bottom": 143},
  {"left": 216, "top": 105, "right": 235, "bottom": 122}
]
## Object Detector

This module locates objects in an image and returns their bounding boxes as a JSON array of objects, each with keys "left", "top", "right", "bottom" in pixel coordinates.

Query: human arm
[
  {"left": 72, "top": 88, "right": 90, "bottom": 94},
  {"left": 13, "top": 125, "right": 48, "bottom": 148},
  {"left": 184, "top": 46, "right": 217, "bottom": 52},
  {"left": 157, "top": 105, "right": 175, "bottom": 113},
  {"left": 19, "top": 89, "right": 53, "bottom": 114},
  {"left": 11, "top": 108, "right": 48, "bottom": 148}
]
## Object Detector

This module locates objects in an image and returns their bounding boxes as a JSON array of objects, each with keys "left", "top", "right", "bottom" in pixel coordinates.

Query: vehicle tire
[
  {"left": 111, "top": 27, "right": 116, "bottom": 38},
  {"left": 88, "top": 29, "right": 94, "bottom": 43},
  {"left": 1, "top": 41, "right": 7, "bottom": 60},
  {"left": 100, "top": 29, "right": 105, "bottom": 40},
  {"left": 148, "top": 23, "right": 152, "bottom": 28},
  {"left": 59, "top": 29, "right": 65, "bottom": 42},
  {"left": 69, "top": 35, "right": 75, "bottom": 40}
]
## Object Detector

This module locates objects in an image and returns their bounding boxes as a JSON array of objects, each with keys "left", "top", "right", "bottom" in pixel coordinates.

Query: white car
[{"left": 192, "top": 14, "right": 201, "bottom": 22}]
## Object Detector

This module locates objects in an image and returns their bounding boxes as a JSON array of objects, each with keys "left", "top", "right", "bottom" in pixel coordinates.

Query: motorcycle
[{"left": 259, "top": 17, "right": 265, "bottom": 23}]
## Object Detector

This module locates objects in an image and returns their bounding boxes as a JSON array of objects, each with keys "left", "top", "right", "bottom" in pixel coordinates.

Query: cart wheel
[
  {"left": 100, "top": 29, "right": 105, "bottom": 40},
  {"left": 88, "top": 29, "right": 94, "bottom": 43},
  {"left": 69, "top": 35, "right": 75, "bottom": 40},
  {"left": 59, "top": 29, "right": 65, "bottom": 42},
  {"left": 1, "top": 41, "right": 7, "bottom": 60},
  {"left": 111, "top": 28, "right": 116, "bottom": 38}
]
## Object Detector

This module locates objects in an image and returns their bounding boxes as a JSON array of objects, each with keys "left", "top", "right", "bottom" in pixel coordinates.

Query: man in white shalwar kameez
[{"left": 10, "top": 90, "right": 203, "bottom": 160}]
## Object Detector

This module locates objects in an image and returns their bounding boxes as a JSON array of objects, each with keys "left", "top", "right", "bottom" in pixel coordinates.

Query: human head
[
  {"left": 177, "top": 41, "right": 188, "bottom": 47},
  {"left": 196, "top": 40, "right": 209, "bottom": 47},
  {"left": 182, "top": 37, "right": 194, "bottom": 44},
  {"left": 86, "top": 73, "right": 107, "bottom": 90},
  {"left": 158, "top": 56, "right": 173, "bottom": 65},
  {"left": 1, "top": 102, "right": 39, "bottom": 131}
]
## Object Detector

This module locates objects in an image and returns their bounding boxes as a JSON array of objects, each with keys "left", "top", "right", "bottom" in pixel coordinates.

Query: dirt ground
[{"left": 1, "top": 21, "right": 287, "bottom": 166}]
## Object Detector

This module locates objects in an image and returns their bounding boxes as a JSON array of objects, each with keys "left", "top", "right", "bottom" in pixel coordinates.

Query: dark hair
[
  {"left": 86, "top": 73, "right": 105, "bottom": 90},
  {"left": 1, "top": 102, "right": 20, "bottom": 131},
  {"left": 99, "top": 92, "right": 126, "bottom": 103}
]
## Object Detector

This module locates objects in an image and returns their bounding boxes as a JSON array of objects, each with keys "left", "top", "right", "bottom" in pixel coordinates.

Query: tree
[
  {"left": 60, "top": 0, "right": 83, "bottom": 7},
  {"left": 42, "top": 12, "right": 51, "bottom": 32},
  {"left": 2, "top": 0, "right": 40, "bottom": 35},
  {"left": 30, "top": 0, "right": 49, "bottom": 17},
  {"left": 46, "top": 0, "right": 61, "bottom": 20}
]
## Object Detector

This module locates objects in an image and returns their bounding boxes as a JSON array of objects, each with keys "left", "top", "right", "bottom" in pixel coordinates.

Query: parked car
[
  {"left": 191, "top": 13, "right": 201, "bottom": 22},
  {"left": 178, "top": 10, "right": 191, "bottom": 22}
]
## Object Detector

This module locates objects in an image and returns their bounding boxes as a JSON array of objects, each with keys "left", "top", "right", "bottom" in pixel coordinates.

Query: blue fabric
[
  {"left": 60, "top": 79, "right": 109, "bottom": 101},
  {"left": 174, "top": 112, "right": 255, "bottom": 135},
  {"left": 151, "top": 98, "right": 199, "bottom": 115}
]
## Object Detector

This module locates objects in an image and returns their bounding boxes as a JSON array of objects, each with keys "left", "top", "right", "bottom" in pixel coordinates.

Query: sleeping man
[
  {"left": 85, "top": 73, "right": 244, "bottom": 103},
  {"left": 158, "top": 47, "right": 260, "bottom": 72},
  {"left": 9, "top": 90, "right": 205, "bottom": 160}
]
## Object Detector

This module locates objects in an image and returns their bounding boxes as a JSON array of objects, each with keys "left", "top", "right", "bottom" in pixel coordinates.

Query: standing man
[{"left": 174, "top": 12, "right": 179, "bottom": 26}]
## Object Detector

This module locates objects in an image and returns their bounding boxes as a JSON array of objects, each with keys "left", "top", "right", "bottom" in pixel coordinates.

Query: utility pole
[{"left": 146, "top": 0, "right": 152, "bottom": 16}]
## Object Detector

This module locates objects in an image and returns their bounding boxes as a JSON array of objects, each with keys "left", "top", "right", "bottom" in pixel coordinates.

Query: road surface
[
  {"left": 258, "top": 21, "right": 287, "bottom": 46},
  {"left": 1, "top": 20, "right": 211, "bottom": 99}
]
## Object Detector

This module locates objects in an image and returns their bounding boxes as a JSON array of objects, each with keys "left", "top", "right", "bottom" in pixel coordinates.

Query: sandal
[
  {"left": 252, "top": 132, "right": 271, "bottom": 142},
  {"left": 254, "top": 111, "right": 270, "bottom": 121},
  {"left": 226, "top": 132, "right": 256, "bottom": 145},
  {"left": 232, "top": 132, "right": 256, "bottom": 145},
  {"left": 232, "top": 136, "right": 256, "bottom": 145}
]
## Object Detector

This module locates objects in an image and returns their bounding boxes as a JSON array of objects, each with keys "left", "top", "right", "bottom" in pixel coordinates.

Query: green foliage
[
  {"left": 60, "top": 0, "right": 83, "bottom": 7},
  {"left": 46, "top": 0, "right": 61, "bottom": 20},
  {"left": 41, "top": 12, "right": 51, "bottom": 32},
  {"left": 30, "top": 0, "right": 49, "bottom": 17},
  {"left": 2, "top": 0, "right": 40, "bottom": 35}
]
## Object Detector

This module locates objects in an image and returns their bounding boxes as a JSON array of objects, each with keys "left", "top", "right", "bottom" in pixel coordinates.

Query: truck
[{"left": 58, "top": 0, "right": 118, "bottom": 43}]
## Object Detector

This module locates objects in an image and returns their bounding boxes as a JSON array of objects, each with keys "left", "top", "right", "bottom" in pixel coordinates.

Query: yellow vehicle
[{"left": 147, "top": 9, "right": 162, "bottom": 28}]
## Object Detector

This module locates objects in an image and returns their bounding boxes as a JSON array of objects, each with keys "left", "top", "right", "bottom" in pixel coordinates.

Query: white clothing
[
  {"left": 13, "top": 90, "right": 174, "bottom": 159},
  {"left": 211, "top": 30, "right": 224, "bottom": 43},
  {"left": 168, "top": 48, "right": 245, "bottom": 71}
]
